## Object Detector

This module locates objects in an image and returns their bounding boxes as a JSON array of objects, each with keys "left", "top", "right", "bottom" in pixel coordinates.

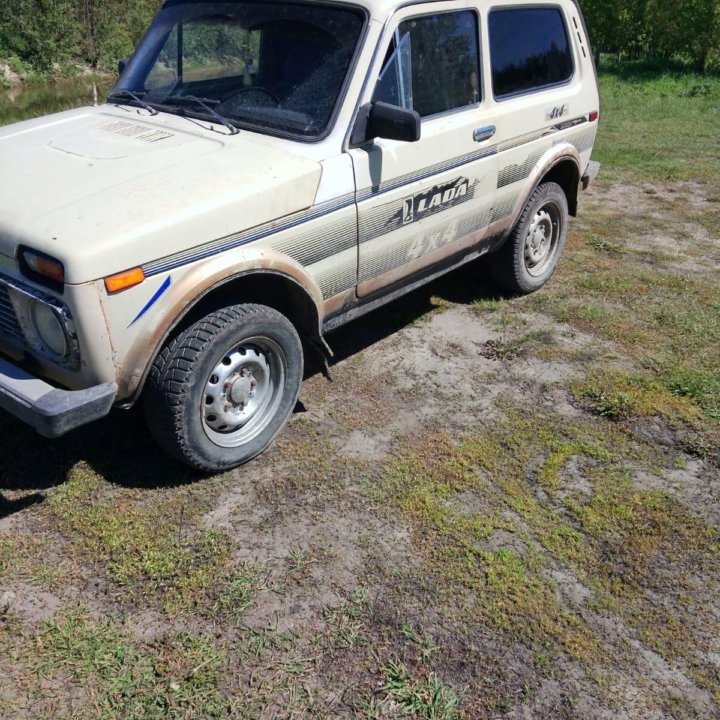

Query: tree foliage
[
  {"left": 0, "top": 0, "right": 163, "bottom": 71},
  {"left": 0, "top": 0, "right": 718, "bottom": 74},
  {"left": 582, "top": 0, "right": 719, "bottom": 71}
]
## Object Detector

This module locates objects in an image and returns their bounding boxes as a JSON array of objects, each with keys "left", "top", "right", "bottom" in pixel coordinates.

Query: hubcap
[
  {"left": 201, "top": 337, "right": 285, "bottom": 448},
  {"left": 524, "top": 206, "right": 559, "bottom": 277}
]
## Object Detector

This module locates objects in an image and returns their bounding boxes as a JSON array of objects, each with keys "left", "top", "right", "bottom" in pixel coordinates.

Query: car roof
[{"left": 163, "top": 0, "right": 583, "bottom": 20}]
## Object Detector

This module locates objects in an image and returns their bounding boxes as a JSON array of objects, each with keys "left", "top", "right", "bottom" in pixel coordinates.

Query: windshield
[{"left": 112, "top": 1, "right": 365, "bottom": 139}]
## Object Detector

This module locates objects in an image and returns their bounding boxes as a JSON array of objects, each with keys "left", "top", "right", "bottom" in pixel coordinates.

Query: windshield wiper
[
  {"left": 166, "top": 94, "right": 239, "bottom": 135},
  {"left": 108, "top": 89, "right": 160, "bottom": 116}
]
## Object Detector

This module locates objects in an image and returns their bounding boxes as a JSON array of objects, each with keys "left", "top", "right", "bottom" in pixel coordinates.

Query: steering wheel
[{"left": 220, "top": 86, "right": 281, "bottom": 109}]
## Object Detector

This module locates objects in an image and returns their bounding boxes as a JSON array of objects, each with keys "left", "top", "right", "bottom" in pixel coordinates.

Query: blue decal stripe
[{"left": 129, "top": 276, "right": 171, "bottom": 326}]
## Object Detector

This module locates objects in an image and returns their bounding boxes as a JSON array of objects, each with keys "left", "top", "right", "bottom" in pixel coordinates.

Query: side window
[
  {"left": 372, "top": 10, "right": 480, "bottom": 118},
  {"left": 489, "top": 8, "right": 573, "bottom": 98}
]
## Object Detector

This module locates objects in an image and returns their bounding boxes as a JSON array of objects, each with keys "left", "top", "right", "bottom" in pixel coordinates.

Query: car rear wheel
[
  {"left": 144, "top": 303, "right": 303, "bottom": 472},
  {"left": 490, "top": 181, "right": 569, "bottom": 294}
]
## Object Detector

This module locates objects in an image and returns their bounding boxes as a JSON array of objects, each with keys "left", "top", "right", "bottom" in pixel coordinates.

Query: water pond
[{"left": 0, "top": 76, "right": 115, "bottom": 127}]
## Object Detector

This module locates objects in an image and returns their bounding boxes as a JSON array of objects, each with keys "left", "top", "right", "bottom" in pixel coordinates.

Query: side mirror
[
  {"left": 117, "top": 59, "right": 128, "bottom": 76},
  {"left": 351, "top": 102, "right": 421, "bottom": 145}
]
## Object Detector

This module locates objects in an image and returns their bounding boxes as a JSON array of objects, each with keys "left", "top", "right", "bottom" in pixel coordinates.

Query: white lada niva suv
[{"left": 0, "top": 0, "right": 600, "bottom": 471}]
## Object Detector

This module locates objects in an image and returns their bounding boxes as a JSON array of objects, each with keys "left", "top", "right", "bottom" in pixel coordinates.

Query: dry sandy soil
[{"left": 0, "top": 177, "right": 719, "bottom": 719}]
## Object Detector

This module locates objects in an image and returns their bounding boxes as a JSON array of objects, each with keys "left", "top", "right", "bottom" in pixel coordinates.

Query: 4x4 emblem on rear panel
[{"left": 546, "top": 104, "right": 569, "bottom": 121}]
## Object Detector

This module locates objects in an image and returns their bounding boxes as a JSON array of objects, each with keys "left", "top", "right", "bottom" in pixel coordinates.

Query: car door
[{"left": 348, "top": 2, "right": 498, "bottom": 298}]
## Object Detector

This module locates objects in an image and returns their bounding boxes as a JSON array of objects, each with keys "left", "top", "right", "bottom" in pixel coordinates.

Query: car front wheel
[{"left": 144, "top": 303, "right": 303, "bottom": 472}]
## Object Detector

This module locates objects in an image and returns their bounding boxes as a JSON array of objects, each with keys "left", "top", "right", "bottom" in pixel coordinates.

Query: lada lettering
[{"left": 402, "top": 177, "right": 471, "bottom": 226}]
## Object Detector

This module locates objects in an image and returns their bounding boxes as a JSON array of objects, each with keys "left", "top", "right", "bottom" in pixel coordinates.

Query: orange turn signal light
[
  {"left": 21, "top": 250, "right": 65, "bottom": 284},
  {"left": 104, "top": 267, "right": 145, "bottom": 294}
]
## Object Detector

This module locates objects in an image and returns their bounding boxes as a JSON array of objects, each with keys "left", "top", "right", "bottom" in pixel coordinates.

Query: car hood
[{"left": 0, "top": 105, "right": 322, "bottom": 283}]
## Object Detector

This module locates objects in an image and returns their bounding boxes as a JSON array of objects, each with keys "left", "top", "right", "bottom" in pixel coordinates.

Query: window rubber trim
[
  {"left": 488, "top": 3, "right": 576, "bottom": 102},
  {"left": 346, "top": 3, "right": 485, "bottom": 150},
  {"left": 127, "top": 0, "right": 371, "bottom": 144}
]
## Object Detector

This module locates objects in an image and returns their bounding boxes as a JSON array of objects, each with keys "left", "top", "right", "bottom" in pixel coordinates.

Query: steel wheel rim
[
  {"left": 524, "top": 203, "right": 560, "bottom": 277},
  {"left": 201, "top": 336, "right": 286, "bottom": 448}
]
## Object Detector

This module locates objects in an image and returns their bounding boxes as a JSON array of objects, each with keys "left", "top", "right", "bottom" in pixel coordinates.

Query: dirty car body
[{"left": 0, "top": 0, "right": 600, "bottom": 471}]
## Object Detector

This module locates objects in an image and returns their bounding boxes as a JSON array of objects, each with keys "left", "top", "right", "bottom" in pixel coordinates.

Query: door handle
[{"left": 473, "top": 125, "right": 496, "bottom": 143}]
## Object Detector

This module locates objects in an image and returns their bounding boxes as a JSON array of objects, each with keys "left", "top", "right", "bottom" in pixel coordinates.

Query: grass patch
[
  {"left": 478, "top": 329, "right": 556, "bottom": 362},
  {"left": 594, "top": 60, "right": 720, "bottom": 182},
  {"left": 31, "top": 610, "right": 227, "bottom": 719},
  {"left": 537, "top": 439, "right": 611, "bottom": 492},
  {"left": 0, "top": 531, "right": 71, "bottom": 592},
  {"left": 664, "top": 366, "right": 720, "bottom": 419},
  {"left": 45, "top": 465, "right": 267, "bottom": 617},
  {"left": 575, "top": 369, "right": 701, "bottom": 423},
  {"left": 211, "top": 562, "right": 267, "bottom": 623},
  {"left": 527, "top": 201, "right": 720, "bottom": 440},
  {"left": 565, "top": 470, "right": 717, "bottom": 582},
  {"left": 323, "top": 588, "right": 371, "bottom": 649},
  {"left": 376, "top": 404, "right": 720, "bottom": 697},
  {"left": 400, "top": 624, "right": 438, "bottom": 663},
  {"left": 365, "top": 659, "right": 461, "bottom": 720},
  {"left": 48, "top": 466, "right": 224, "bottom": 602},
  {"left": 379, "top": 424, "right": 601, "bottom": 662},
  {"left": 583, "top": 231, "right": 622, "bottom": 254},
  {"left": 471, "top": 296, "right": 507, "bottom": 313},
  {"left": 0, "top": 537, "right": 18, "bottom": 582}
]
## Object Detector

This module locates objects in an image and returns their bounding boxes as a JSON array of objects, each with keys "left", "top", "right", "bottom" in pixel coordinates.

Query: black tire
[
  {"left": 490, "top": 182, "right": 569, "bottom": 294},
  {"left": 144, "top": 304, "right": 303, "bottom": 472}
]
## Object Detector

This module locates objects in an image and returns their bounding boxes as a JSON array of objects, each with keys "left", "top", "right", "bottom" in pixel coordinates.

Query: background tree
[
  {"left": 0, "top": 0, "right": 80, "bottom": 69},
  {"left": 0, "top": 0, "right": 162, "bottom": 71},
  {"left": 0, "top": 0, "right": 718, "bottom": 74},
  {"left": 650, "top": 0, "right": 719, "bottom": 71},
  {"left": 582, "top": 0, "right": 719, "bottom": 70}
]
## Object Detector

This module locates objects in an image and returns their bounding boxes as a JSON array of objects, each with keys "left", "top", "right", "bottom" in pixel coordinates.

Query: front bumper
[{"left": 0, "top": 355, "right": 117, "bottom": 438}]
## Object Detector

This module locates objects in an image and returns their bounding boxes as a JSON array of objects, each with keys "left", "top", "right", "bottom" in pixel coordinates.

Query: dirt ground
[{"left": 1, "top": 177, "right": 719, "bottom": 719}]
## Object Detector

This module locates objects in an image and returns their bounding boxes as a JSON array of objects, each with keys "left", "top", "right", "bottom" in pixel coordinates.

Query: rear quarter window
[{"left": 489, "top": 7, "right": 573, "bottom": 99}]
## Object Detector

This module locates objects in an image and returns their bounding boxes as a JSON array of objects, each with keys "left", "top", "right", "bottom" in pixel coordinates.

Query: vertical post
[{"left": 177, "top": 24, "right": 184, "bottom": 83}]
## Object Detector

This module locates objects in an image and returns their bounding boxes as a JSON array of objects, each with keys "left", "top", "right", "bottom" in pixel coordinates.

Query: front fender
[{"left": 113, "top": 247, "right": 325, "bottom": 400}]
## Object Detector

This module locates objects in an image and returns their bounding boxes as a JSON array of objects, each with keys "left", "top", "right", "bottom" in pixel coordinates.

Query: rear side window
[{"left": 489, "top": 7, "right": 573, "bottom": 98}]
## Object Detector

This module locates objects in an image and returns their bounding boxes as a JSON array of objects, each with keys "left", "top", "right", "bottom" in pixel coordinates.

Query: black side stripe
[
  {"left": 141, "top": 115, "right": 593, "bottom": 277},
  {"left": 142, "top": 193, "right": 355, "bottom": 276},
  {"left": 141, "top": 146, "right": 498, "bottom": 276},
  {"left": 356, "top": 145, "right": 497, "bottom": 202}
]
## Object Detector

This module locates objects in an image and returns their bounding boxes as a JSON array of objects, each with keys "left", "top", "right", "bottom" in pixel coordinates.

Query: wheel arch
[
  {"left": 182, "top": 269, "right": 324, "bottom": 351},
  {"left": 538, "top": 157, "right": 581, "bottom": 216},
  {"left": 117, "top": 258, "right": 326, "bottom": 405},
  {"left": 508, "top": 145, "right": 581, "bottom": 228}
]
